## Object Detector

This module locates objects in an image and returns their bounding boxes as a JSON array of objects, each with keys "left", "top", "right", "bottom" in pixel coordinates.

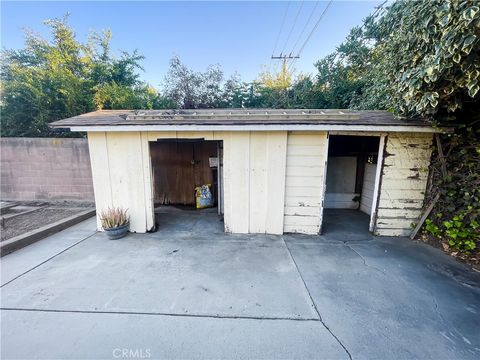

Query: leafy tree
[
  {"left": 163, "top": 56, "right": 225, "bottom": 108},
  {"left": 289, "top": 75, "right": 327, "bottom": 109},
  {"left": 382, "top": 0, "right": 478, "bottom": 118},
  {"left": 258, "top": 62, "right": 292, "bottom": 89},
  {"left": 0, "top": 15, "right": 150, "bottom": 137},
  {"left": 1, "top": 16, "right": 93, "bottom": 136}
]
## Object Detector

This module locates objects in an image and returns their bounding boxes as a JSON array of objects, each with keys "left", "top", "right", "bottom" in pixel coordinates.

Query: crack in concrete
[
  {"left": 0, "top": 307, "right": 320, "bottom": 322},
  {"left": 431, "top": 295, "right": 448, "bottom": 325},
  {"left": 318, "top": 319, "right": 353, "bottom": 360},
  {"left": 282, "top": 237, "right": 353, "bottom": 360},
  {"left": 0, "top": 231, "right": 97, "bottom": 288},
  {"left": 344, "top": 242, "right": 387, "bottom": 276}
]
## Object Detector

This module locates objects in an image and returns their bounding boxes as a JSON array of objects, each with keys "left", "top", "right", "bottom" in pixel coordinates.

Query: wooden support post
[
  {"left": 435, "top": 134, "right": 447, "bottom": 178},
  {"left": 410, "top": 193, "right": 440, "bottom": 239}
]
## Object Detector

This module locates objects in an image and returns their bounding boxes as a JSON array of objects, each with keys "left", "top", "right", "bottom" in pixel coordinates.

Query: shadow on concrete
[
  {"left": 154, "top": 206, "right": 224, "bottom": 235},
  {"left": 321, "top": 209, "right": 371, "bottom": 238}
]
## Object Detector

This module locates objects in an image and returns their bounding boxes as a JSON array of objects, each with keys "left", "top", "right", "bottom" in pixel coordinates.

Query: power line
[
  {"left": 269, "top": 0, "right": 333, "bottom": 109},
  {"left": 287, "top": 0, "right": 333, "bottom": 71},
  {"left": 269, "top": 0, "right": 384, "bottom": 109},
  {"left": 279, "top": 1, "right": 305, "bottom": 57},
  {"left": 295, "top": 0, "right": 333, "bottom": 58},
  {"left": 290, "top": 1, "right": 321, "bottom": 56},
  {"left": 270, "top": 1, "right": 291, "bottom": 69}
]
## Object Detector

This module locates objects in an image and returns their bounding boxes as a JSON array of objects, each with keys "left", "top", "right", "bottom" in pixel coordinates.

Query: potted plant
[{"left": 99, "top": 207, "right": 129, "bottom": 240}]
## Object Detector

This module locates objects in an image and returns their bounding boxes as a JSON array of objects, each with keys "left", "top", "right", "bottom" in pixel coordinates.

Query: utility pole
[{"left": 271, "top": 53, "right": 299, "bottom": 72}]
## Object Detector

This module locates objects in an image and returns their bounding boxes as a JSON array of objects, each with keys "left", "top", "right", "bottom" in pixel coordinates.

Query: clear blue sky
[{"left": 1, "top": 1, "right": 382, "bottom": 87}]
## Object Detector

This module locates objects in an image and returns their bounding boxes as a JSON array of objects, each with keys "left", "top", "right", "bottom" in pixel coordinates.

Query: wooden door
[
  {"left": 151, "top": 140, "right": 218, "bottom": 206},
  {"left": 151, "top": 141, "right": 195, "bottom": 205}
]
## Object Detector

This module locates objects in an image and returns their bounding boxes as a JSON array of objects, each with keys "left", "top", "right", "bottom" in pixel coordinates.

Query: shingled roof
[{"left": 49, "top": 109, "right": 444, "bottom": 133}]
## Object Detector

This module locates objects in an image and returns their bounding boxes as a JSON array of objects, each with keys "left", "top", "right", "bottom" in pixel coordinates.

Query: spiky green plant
[{"left": 99, "top": 207, "right": 129, "bottom": 229}]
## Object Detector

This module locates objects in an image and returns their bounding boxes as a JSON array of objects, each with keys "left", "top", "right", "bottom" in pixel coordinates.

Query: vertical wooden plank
[
  {"left": 249, "top": 132, "right": 268, "bottom": 233},
  {"left": 87, "top": 132, "right": 112, "bottom": 230},
  {"left": 360, "top": 163, "right": 377, "bottom": 215},
  {"left": 222, "top": 133, "right": 232, "bottom": 232},
  {"left": 369, "top": 134, "right": 386, "bottom": 232},
  {"left": 265, "top": 131, "right": 288, "bottom": 234},
  {"left": 106, "top": 132, "right": 147, "bottom": 233},
  {"left": 223, "top": 132, "right": 250, "bottom": 233},
  {"left": 217, "top": 142, "right": 221, "bottom": 215},
  {"left": 193, "top": 141, "right": 217, "bottom": 189},
  {"left": 318, "top": 132, "right": 329, "bottom": 234},
  {"left": 140, "top": 132, "right": 155, "bottom": 231},
  {"left": 150, "top": 141, "right": 195, "bottom": 205}
]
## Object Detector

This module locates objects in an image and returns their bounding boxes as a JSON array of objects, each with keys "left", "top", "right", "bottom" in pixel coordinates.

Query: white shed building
[{"left": 51, "top": 109, "right": 444, "bottom": 237}]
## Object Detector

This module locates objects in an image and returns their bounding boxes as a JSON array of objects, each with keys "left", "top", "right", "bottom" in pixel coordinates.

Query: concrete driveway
[{"left": 1, "top": 210, "right": 479, "bottom": 359}]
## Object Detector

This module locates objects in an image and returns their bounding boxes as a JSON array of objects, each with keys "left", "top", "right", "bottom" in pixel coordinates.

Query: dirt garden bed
[{"left": 1, "top": 201, "right": 94, "bottom": 242}]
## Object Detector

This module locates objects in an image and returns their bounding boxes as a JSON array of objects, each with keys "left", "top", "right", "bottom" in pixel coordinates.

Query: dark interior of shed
[
  {"left": 324, "top": 135, "right": 381, "bottom": 232},
  {"left": 327, "top": 135, "right": 380, "bottom": 194},
  {"left": 149, "top": 139, "right": 222, "bottom": 209}
]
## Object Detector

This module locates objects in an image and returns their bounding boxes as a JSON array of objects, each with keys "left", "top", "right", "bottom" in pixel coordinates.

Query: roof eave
[{"left": 51, "top": 123, "right": 451, "bottom": 133}]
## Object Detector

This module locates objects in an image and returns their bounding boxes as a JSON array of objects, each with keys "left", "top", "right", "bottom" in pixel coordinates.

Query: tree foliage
[
  {"left": 345, "top": 0, "right": 480, "bottom": 257},
  {"left": 163, "top": 56, "right": 225, "bottom": 109},
  {"left": 0, "top": 15, "right": 165, "bottom": 137},
  {"left": 363, "top": 0, "right": 480, "bottom": 118},
  {"left": 314, "top": 0, "right": 480, "bottom": 121}
]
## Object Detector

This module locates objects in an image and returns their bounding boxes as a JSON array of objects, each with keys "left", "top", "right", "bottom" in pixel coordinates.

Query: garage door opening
[
  {"left": 149, "top": 139, "right": 224, "bottom": 232},
  {"left": 323, "top": 135, "right": 383, "bottom": 234}
]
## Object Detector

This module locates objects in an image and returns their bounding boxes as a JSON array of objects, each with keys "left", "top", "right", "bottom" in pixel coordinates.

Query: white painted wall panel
[
  {"left": 140, "top": 132, "right": 155, "bottom": 231},
  {"left": 223, "top": 132, "right": 250, "bottom": 233},
  {"left": 88, "top": 132, "right": 153, "bottom": 233},
  {"left": 88, "top": 130, "right": 430, "bottom": 237},
  {"left": 324, "top": 156, "right": 358, "bottom": 209},
  {"left": 360, "top": 163, "right": 376, "bottom": 215},
  {"left": 87, "top": 132, "right": 112, "bottom": 230},
  {"left": 265, "top": 132, "right": 288, "bottom": 234},
  {"left": 249, "top": 132, "right": 268, "bottom": 233},
  {"left": 325, "top": 157, "right": 357, "bottom": 193},
  {"left": 106, "top": 132, "right": 148, "bottom": 232},
  {"left": 325, "top": 193, "right": 359, "bottom": 209},
  {"left": 89, "top": 130, "right": 288, "bottom": 234},
  {"left": 283, "top": 132, "right": 328, "bottom": 234},
  {"left": 374, "top": 133, "right": 433, "bottom": 236},
  {"left": 223, "top": 131, "right": 288, "bottom": 234}
]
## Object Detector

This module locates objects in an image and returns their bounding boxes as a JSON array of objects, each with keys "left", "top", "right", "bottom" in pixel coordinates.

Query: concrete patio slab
[
  {"left": 0, "top": 217, "right": 97, "bottom": 286},
  {"left": 284, "top": 211, "right": 480, "bottom": 360},
  {"left": 1, "top": 309, "right": 347, "bottom": 360},
  {"left": 1, "top": 209, "right": 480, "bottom": 360},
  {"left": 1, "top": 212, "right": 317, "bottom": 320}
]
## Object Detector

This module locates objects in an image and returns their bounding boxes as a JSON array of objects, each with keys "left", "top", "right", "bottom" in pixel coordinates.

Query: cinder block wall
[{"left": 1, "top": 137, "right": 94, "bottom": 201}]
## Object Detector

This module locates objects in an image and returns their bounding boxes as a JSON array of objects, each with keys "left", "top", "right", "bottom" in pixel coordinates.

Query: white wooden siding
[
  {"left": 374, "top": 133, "right": 433, "bottom": 236},
  {"left": 360, "top": 163, "right": 376, "bottom": 215},
  {"left": 283, "top": 132, "right": 328, "bottom": 234},
  {"left": 88, "top": 130, "right": 287, "bottom": 234},
  {"left": 87, "top": 130, "right": 432, "bottom": 237},
  {"left": 87, "top": 132, "right": 112, "bottom": 231},
  {"left": 223, "top": 131, "right": 288, "bottom": 234},
  {"left": 87, "top": 132, "right": 154, "bottom": 233}
]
